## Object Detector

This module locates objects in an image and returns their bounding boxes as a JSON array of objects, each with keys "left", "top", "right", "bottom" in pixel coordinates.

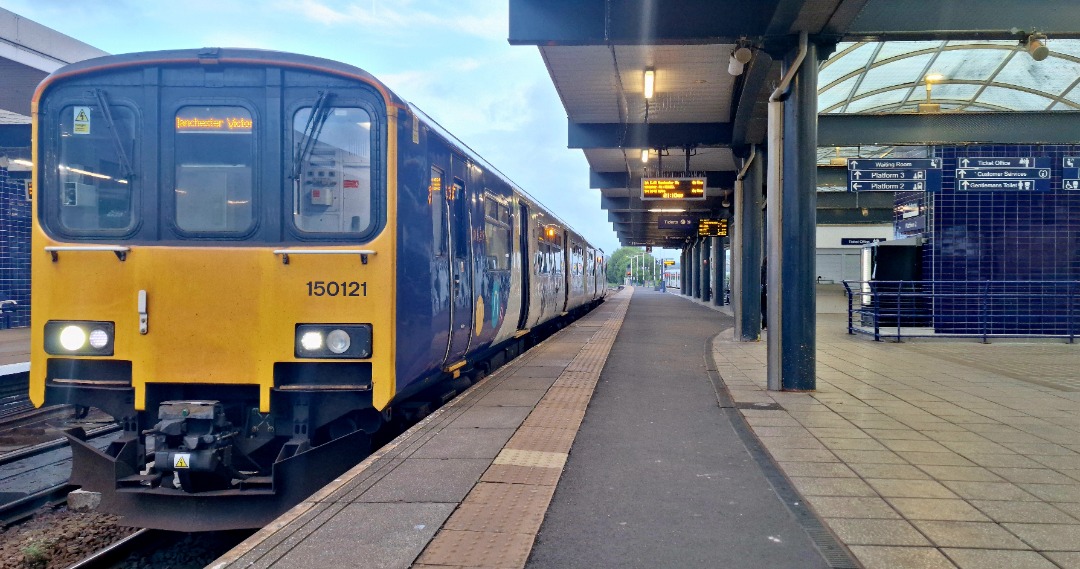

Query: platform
[
  {"left": 208, "top": 287, "right": 1080, "bottom": 568},
  {"left": 0, "top": 328, "right": 29, "bottom": 372}
]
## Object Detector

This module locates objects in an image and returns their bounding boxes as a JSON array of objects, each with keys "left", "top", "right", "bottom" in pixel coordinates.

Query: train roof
[{"left": 37, "top": 47, "right": 407, "bottom": 107}]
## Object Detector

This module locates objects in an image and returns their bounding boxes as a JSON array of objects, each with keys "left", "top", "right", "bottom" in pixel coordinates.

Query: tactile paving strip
[
  {"left": 414, "top": 289, "right": 630, "bottom": 568},
  {"left": 493, "top": 448, "right": 568, "bottom": 469}
]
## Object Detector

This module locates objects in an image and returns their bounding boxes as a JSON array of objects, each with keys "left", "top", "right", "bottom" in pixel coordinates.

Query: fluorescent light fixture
[
  {"left": 643, "top": 68, "right": 655, "bottom": 99},
  {"left": 641, "top": 149, "right": 649, "bottom": 163}
]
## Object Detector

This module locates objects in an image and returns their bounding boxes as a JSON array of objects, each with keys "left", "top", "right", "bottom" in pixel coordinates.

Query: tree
[{"left": 605, "top": 246, "right": 659, "bottom": 285}]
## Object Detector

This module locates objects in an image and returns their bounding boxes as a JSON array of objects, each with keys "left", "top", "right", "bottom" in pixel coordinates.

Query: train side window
[
  {"left": 174, "top": 105, "right": 254, "bottom": 233},
  {"left": 484, "top": 193, "right": 510, "bottom": 270},
  {"left": 452, "top": 178, "right": 467, "bottom": 257},
  {"left": 56, "top": 102, "right": 138, "bottom": 233},
  {"left": 292, "top": 106, "right": 372, "bottom": 234},
  {"left": 430, "top": 167, "right": 445, "bottom": 256}
]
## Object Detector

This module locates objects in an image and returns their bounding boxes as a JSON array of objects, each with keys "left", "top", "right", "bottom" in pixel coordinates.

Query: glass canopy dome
[{"left": 819, "top": 39, "right": 1080, "bottom": 114}]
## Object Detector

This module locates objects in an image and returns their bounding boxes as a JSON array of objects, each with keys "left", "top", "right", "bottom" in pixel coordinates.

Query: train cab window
[
  {"left": 430, "top": 167, "right": 445, "bottom": 255},
  {"left": 484, "top": 194, "right": 510, "bottom": 271},
  {"left": 56, "top": 102, "right": 137, "bottom": 233},
  {"left": 174, "top": 106, "right": 254, "bottom": 233},
  {"left": 292, "top": 106, "right": 373, "bottom": 234}
]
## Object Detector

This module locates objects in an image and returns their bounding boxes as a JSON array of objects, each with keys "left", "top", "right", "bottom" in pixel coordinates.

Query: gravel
[{"left": 0, "top": 507, "right": 136, "bottom": 568}]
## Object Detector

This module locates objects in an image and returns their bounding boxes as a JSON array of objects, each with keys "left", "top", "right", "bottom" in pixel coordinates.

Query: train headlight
[
  {"left": 60, "top": 326, "right": 86, "bottom": 350},
  {"left": 300, "top": 331, "right": 323, "bottom": 351},
  {"left": 44, "top": 321, "right": 114, "bottom": 355},
  {"left": 326, "top": 329, "right": 351, "bottom": 354},
  {"left": 295, "top": 324, "right": 371, "bottom": 359}
]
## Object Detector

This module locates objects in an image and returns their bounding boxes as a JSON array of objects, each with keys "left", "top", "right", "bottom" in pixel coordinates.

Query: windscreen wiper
[
  {"left": 94, "top": 89, "right": 135, "bottom": 182},
  {"left": 292, "top": 90, "right": 334, "bottom": 181}
]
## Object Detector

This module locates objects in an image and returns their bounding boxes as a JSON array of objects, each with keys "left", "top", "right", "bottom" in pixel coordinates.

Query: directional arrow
[
  {"left": 962, "top": 180, "right": 970, "bottom": 190},
  {"left": 958, "top": 169, "right": 966, "bottom": 178},
  {"left": 850, "top": 160, "right": 859, "bottom": 169},
  {"left": 852, "top": 182, "right": 862, "bottom": 191},
  {"left": 961, "top": 158, "right": 970, "bottom": 167},
  {"left": 852, "top": 170, "right": 862, "bottom": 179}
]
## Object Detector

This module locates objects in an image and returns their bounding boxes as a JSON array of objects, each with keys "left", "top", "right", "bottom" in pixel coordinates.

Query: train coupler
[{"left": 144, "top": 400, "right": 244, "bottom": 487}]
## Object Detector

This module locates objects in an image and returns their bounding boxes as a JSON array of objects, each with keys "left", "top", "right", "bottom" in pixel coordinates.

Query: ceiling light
[
  {"left": 643, "top": 68, "right": 655, "bottom": 99},
  {"left": 1027, "top": 34, "right": 1049, "bottom": 61},
  {"left": 641, "top": 149, "right": 649, "bottom": 163},
  {"left": 728, "top": 46, "right": 752, "bottom": 76}
]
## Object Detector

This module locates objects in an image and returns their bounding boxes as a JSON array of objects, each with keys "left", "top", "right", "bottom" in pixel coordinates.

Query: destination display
[
  {"left": 663, "top": 259, "right": 676, "bottom": 266},
  {"left": 955, "top": 157, "right": 1052, "bottom": 191},
  {"left": 642, "top": 177, "right": 706, "bottom": 200},
  {"left": 1065, "top": 157, "right": 1080, "bottom": 190},
  {"left": 697, "top": 218, "right": 728, "bottom": 237},
  {"left": 847, "top": 157, "right": 942, "bottom": 192}
]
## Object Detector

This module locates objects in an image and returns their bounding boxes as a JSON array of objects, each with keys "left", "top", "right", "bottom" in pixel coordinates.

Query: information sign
[
  {"left": 847, "top": 157, "right": 942, "bottom": 192},
  {"left": 697, "top": 219, "right": 728, "bottom": 237},
  {"left": 841, "top": 238, "right": 886, "bottom": 246},
  {"left": 663, "top": 259, "right": 676, "bottom": 266},
  {"left": 1064, "top": 157, "right": 1080, "bottom": 190},
  {"left": 642, "top": 177, "right": 706, "bottom": 200},
  {"left": 955, "top": 157, "right": 1052, "bottom": 191},
  {"left": 657, "top": 214, "right": 699, "bottom": 230}
]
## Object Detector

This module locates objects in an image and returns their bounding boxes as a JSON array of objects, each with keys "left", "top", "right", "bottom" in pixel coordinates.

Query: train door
[
  {"left": 517, "top": 202, "right": 531, "bottom": 329},
  {"left": 446, "top": 158, "right": 473, "bottom": 365}
]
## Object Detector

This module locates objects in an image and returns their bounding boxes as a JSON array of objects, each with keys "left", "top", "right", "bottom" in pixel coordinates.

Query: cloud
[{"left": 274, "top": 0, "right": 507, "bottom": 42}]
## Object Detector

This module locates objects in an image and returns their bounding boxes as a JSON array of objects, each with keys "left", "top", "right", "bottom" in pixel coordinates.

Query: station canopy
[{"left": 820, "top": 39, "right": 1080, "bottom": 114}]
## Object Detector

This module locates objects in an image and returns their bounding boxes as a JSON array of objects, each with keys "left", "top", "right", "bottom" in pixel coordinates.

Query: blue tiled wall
[
  {"left": 0, "top": 166, "right": 31, "bottom": 329},
  {"left": 930, "top": 144, "right": 1080, "bottom": 334}
]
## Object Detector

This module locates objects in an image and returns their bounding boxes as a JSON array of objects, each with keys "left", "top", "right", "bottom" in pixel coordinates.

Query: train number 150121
[{"left": 306, "top": 281, "right": 366, "bottom": 297}]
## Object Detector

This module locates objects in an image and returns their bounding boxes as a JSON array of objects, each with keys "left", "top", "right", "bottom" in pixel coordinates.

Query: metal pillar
[
  {"left": 692, "top": 239, "right": 701, "bottom": 298},
  {"left": 733, "top": 147, "right": 763, "bottom": 339},
  {"left": 767, "top": 38, "right": 817, "bottom": 392},
  {"left": 712, "top": 235, "right": 724, "bottom": 307},
  {"left": 702, "top": 237, "right": 712, "bottom": 302},
  {"left": 681, "top": 247, "right": 689, "bottom": 295}
]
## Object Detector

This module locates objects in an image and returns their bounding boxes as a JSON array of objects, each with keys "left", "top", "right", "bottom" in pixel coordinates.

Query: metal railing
[{"left": 841, "top": 280, "right": 1080, "bottom": 343}]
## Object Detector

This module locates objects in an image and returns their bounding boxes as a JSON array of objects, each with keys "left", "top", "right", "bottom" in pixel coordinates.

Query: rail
[{"left": 841, "top": 280, "right": 1080, "bottom": 343}]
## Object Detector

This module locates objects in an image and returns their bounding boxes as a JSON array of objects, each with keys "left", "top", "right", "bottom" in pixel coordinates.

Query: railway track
[{"left": 0, "top": 423, "right": 121, "bottom": 527}]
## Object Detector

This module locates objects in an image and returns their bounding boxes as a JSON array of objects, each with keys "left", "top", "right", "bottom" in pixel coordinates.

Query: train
[{"left": 28, "top": 48, "right": 606, "bottom": 530}]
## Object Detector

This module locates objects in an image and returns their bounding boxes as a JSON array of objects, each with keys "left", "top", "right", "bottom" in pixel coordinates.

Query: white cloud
[{"left": 273, "top": 0, "right": 507, "bottom": 42}]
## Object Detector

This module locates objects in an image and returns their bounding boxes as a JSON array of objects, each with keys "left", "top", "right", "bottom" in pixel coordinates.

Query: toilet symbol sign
[{"left": 73, "top": 107, "right": 91, "bottom": 134}]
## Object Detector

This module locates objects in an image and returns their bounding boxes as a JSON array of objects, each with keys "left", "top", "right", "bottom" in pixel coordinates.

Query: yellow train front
[
  {"left": 29, "top": 50, "right": 404, "bottom": 530},
  {"left": 30, "top": 48, "right": 606, "bottom": 531}
]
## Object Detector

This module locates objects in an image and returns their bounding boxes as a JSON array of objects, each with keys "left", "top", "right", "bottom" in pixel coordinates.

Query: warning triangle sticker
[
  {"left": 75, "top": 110, "right": 89, "bottom": 122},
  {"left": 174, "top": 456, "right": 188, "bottom": 468}
]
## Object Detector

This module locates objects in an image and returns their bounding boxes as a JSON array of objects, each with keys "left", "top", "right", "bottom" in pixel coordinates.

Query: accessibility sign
[
  {"left": 955, "top": 157, "right": 1052, "bottom": 191},
  {"left": 1064, "top": 157, "right": 1080, "bottom": 190},
  {"left": 848, "top": 157, "right": 942, "bottom": 192}
]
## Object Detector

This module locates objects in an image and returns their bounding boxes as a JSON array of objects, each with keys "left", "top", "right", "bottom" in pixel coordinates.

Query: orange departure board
[
  {"left": 641, "top": 177, "right": 706, "bottom": 200},
  {"left": 698, "top": 219, "right": 728, "bottom": 237}
]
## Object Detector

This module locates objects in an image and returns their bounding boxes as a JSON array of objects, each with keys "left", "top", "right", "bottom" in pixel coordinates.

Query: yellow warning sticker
[
  {"left": 174, "top": 453, "right": 190, "bottom": 469},
  {"left": 73, "top": 106, "right": 91, "bottom": 135}
]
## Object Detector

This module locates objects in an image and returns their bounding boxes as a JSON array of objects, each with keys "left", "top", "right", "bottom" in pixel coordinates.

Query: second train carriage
[{"left": 29, "top": 48, "right": 605, "bottom": 530}]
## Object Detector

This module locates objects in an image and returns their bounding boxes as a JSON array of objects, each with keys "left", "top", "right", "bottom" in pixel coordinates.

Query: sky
[{"left": 4, "top": 0, "right": 624, "bottom": 254}]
